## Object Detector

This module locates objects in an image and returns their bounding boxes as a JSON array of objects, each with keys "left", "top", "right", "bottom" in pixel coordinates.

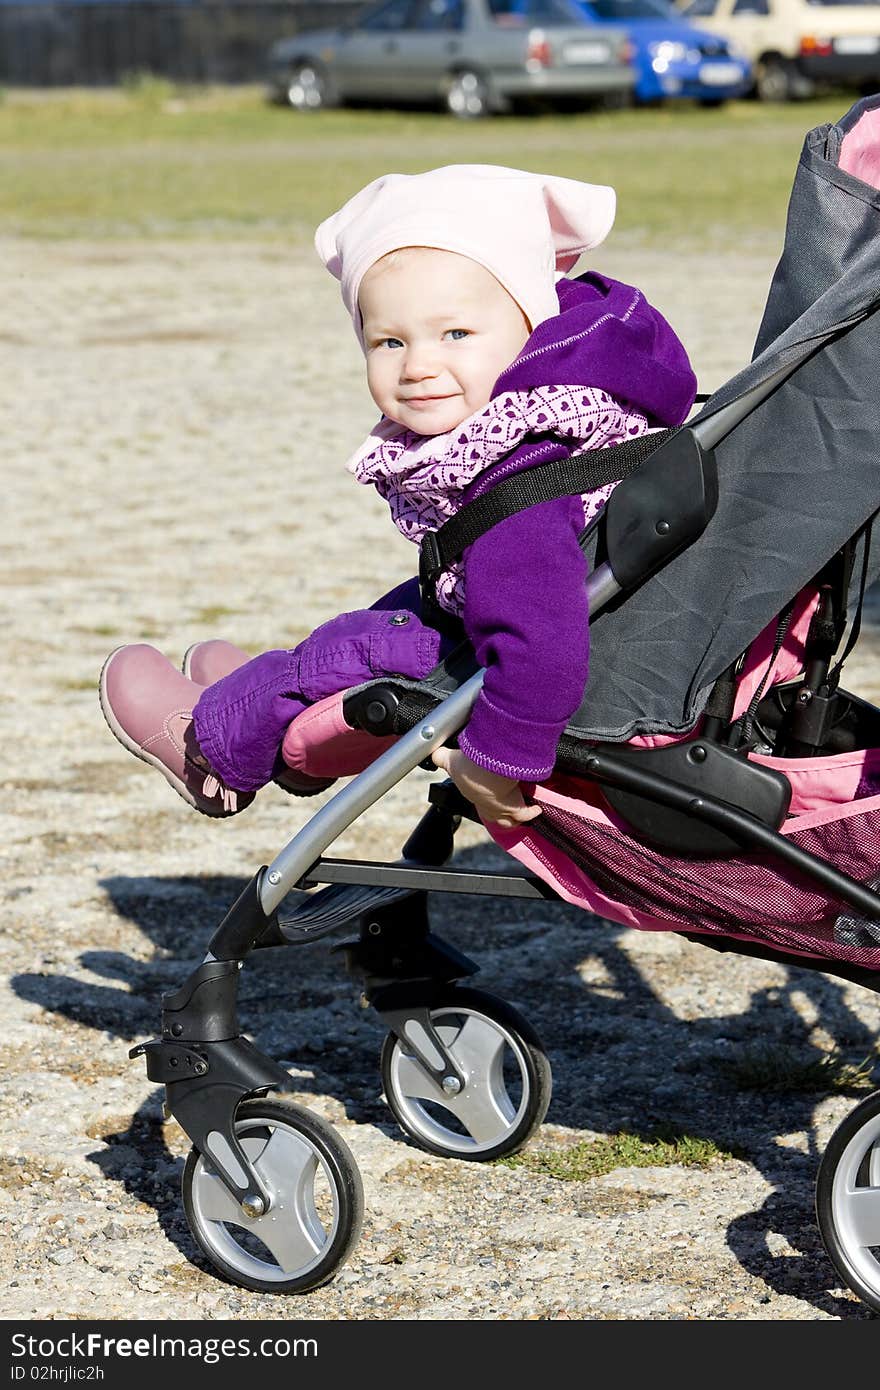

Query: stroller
[{"left": 130, "top": 95, "right": 880, "bottom": 1311}]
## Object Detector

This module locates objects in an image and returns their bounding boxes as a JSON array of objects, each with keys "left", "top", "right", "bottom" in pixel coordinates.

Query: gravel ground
[{"left": 2, "top": 232, "right": 879, "bottom": 1324}]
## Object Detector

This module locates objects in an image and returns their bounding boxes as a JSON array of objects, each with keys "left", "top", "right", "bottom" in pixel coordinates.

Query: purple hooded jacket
[{"left": 192, "top": 274, "right": 696, "bottom": 793}]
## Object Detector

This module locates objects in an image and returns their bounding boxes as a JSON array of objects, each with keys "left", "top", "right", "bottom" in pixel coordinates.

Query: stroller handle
[
  {"left": 258, "top": 562, "right": 624, "bottom": 916},
  {"left": 260, "top": 670, "right": 485, "bottom": 915}
]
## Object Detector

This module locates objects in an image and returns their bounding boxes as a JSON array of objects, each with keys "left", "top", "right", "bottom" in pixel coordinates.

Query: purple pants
[{"left": 191, "top": 579, "right": 453, "bottom": 793}]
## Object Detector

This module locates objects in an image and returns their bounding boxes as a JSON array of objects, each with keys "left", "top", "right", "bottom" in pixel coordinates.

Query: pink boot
[
  {"left": 181, "top": 639, "right": 336, "bottom": 799},
  {"left": 182, "top": 639, "right": 250, "bottom": 686},
  {"left": 99, "top": 644, "right": 255, "bottom": 818}
]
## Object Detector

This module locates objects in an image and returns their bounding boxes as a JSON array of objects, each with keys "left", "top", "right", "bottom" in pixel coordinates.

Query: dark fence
[{"left": 0, "top": 1, "right": 366, "bottom": 86}]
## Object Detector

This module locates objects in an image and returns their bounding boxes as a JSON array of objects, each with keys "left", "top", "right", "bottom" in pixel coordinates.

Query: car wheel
[
  {"left": 601, "top": 88, "right": 635, "bottom": 110},
  {"left": 446, "top": 69, "right": 491, "bottom": 119},
  {"left": 754, "top": 56, "right": 795, "bottom": 101},
  {"left": 284, "top": 62, "right": 336, "bottom": 111}
]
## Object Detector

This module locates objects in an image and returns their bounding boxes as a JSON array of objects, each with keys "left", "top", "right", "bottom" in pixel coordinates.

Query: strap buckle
[{"left": 419, "top": 530, "right": 442, "bottom": 584}]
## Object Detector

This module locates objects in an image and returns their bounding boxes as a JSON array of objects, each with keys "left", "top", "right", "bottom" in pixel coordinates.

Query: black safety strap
[
  {"left": 709, "top": 515, "right": 874, "bottom": 750},
  {"left": 810, "top": 538, "right": 858, "bottom": 655},
  {"left": 702, "top": 659, "right": 740, "bottom": 727},
  {"left": 739, "top": 599, "right": 797, "bottom": 747},
  {"left": 418, "top": 427, "right": 679, "bottom": 585},
  {"left": 829, "top": 514, "right": 875, "bottom": 687}
]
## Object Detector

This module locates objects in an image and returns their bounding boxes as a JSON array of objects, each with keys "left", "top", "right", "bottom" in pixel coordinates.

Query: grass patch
[
  {"left": 191, "top": 604, "right": 240, "bottom": 625},
  {"left": 118, "top": 72, "right": 179, "bottom": 110},
  {"left": 0, "top": 85, "right": 856, "bottom": 245},
  {"left": 499, "top": 1127, "right": 738, "bottom": 1180},
  {"left": 57, "top": 677, "right": 101, "bottom": 692},
  {"left": 720, "top": 1043, "right": 880, "bottom": 1094}
]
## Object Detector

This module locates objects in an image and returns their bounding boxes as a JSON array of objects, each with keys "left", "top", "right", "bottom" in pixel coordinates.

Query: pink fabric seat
[
  {"left": 839, "top": 105, "right": 880, "bottom": 187},
  {"left": 276, "top": 579, "right": 880, "bottom": 972}
]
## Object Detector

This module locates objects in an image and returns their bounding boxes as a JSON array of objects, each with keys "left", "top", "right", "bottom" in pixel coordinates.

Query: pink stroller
[{"left": 131, "top": 95, "right": 880, "bottom": 1309}]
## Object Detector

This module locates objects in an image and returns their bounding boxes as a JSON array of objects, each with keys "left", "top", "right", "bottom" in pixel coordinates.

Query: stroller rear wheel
[
  {"left": 379, "top": 986, "right": 552, "bottom": 1161},
  {"left": 181, "top": 1096, "right": 364, "bottom": 1294},
  {"left": 815, "top": 1089, "right": 880, "bottom": 1313}
]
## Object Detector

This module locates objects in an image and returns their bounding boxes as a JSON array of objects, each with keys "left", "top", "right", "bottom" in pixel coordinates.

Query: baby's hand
[{"left": 431, "top": 747, "right": 542, "bottom": 829}]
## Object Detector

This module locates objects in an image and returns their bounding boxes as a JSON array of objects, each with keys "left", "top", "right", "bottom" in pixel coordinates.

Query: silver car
[{"left": 267, "top": 0, "right": 635, "bottom": 116}]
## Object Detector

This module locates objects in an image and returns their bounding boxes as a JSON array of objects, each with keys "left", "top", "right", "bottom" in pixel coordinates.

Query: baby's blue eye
[
  {"left": 446, "top": 329, "right": 470, "bottom": 341},
  {"left": 381, "top": 336, "right": 404, "bottom": 349}
]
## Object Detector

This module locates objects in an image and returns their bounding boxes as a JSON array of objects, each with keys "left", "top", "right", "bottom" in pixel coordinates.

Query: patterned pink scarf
[{"left": 347, "top": 384, "right": 649, "bottom": 614}]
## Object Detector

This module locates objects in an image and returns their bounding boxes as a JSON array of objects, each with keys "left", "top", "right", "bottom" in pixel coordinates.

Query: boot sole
[
  {"left": 98, "top": 648, "right": 243, "bottom": 819},
  {"left": 180, "top": 643, "right": 211, "bottom": 683}
]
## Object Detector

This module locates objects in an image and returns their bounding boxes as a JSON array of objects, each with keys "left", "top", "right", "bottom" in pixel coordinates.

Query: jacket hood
[{"left": 494, "top": 273, "right": 697, "bottom": 427}]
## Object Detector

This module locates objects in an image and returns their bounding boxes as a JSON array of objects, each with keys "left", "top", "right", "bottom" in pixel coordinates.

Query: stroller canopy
[{"left": 568, "top": 93, "right": 880, "bottom": 743}]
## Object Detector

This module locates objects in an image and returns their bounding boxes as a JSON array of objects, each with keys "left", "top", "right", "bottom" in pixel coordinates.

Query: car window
[
  {"left": 359, "top": 0, "right": 419, "bottom": 30},
  {"left": 588, "top": 0, "right": 676, "bottom": 16},
  {"left": 488, "top": 0, "right": 590, "bottom": 26},
  {"left": 680, "top": 0, "right": 718, "bottom": 15},
  {"left": 731, "top": 0, "right": 769, "bottom": 12},
  {"left": 410, "top": 0, "right": 464, "bottom": 27}
]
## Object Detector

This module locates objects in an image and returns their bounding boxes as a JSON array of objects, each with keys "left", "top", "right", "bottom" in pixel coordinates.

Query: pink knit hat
[{"left": 314, "top": 164, "right": 616, "bottom": 345}]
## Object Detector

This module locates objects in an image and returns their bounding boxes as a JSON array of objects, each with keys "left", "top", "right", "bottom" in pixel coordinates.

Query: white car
[{"left": 678, "top": 0, "right": 880, "bottom": 99}]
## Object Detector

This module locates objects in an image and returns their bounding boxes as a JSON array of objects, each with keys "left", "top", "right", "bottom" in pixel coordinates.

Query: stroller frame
[{"left": 131, "top": 371, "right": 880, "bottom": 1307}]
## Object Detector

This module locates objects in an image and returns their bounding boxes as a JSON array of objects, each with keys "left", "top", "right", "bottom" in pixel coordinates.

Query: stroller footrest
[{"left": 278, "top": 880, "right": 416, "bottom": 940}]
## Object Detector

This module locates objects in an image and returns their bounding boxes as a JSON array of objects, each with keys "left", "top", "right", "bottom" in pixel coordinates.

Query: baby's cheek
[
  {"left": 448, "top": 406, "right": 473, "bottom": 429},
  {"left": 462, "top": 380, "right": 493, "bottom": 415}
]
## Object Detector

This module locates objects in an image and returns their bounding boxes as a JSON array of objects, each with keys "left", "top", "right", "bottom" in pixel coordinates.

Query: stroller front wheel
[
  {"left": 181, "top": 1096, "right": 364, "bottom": 1294},
  {"left": 815, "top": 1089, "right": 880, "bottom": 1313},
  {"left": 379, "top": 986, "right": 552, "bottom": 1161}
]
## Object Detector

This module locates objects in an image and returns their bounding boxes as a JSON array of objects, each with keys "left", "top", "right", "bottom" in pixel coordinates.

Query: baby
[{"left": 100, "top": 164, "right": 697, "bottom": 828}]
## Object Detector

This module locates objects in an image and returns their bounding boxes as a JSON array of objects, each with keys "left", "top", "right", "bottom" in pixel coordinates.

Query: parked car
[
  {"left": 572, "top": 0, "right": 751, "bottom": 102},
  {"left": 677, "top": 0, "right": 880, "bottom": 99},
  {"left": 267, "top": 0, "right": 636, "bottom": 117}
]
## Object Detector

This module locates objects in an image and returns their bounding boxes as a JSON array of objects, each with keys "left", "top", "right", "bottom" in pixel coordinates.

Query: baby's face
[{"left": 358, "top": 247, "right": 531, "bottom": 436}]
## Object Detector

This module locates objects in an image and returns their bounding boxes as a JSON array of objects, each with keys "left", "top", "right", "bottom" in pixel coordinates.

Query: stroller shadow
[
  {"left": 501, "top": 920, "right": 877, "bottom": 1318},
  {"left": 85, "top": 1096, "right": 195, "bottom": 1268},
  {"left": 11, "top": 847, "right": 879, "bottom": 1316}
]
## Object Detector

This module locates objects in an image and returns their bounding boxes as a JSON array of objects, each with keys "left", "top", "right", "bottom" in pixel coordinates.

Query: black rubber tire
[
  {"left": 600, "top": 87, "right": 634, "bottom": 111},
  {"left": 380, "top": 985, "right": 552, "bottom": 1161},
  {"left": 445, "top": 69, "right": 491, "bottom": 119},
  {"left": 182, "top": 1096, "right": 364, "bottom": 1294},
  {"left": 815, "top": 1089, "right": 880, "bottom": 1314},
  {"left": 754, "top": 56, "right": 795, "bottom": 101}
]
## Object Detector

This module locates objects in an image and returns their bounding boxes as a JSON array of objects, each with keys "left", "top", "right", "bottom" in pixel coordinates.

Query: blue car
[{"left": 573, "top": 0, "right": 752, "bottom": 103}]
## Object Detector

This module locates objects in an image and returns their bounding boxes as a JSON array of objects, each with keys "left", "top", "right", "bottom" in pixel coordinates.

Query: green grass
[
  {"left": 191, "top": 604, "right": 240, "bottom": 625},
  {"left": 0, "top": 84, "right": 855, "bottom": 245},
  {"left": 719, "top": 1043, "right": 880, "bottom": 1094},
  {"left": 499, "top": 1127, "right": 738, "bottom": 1180}
]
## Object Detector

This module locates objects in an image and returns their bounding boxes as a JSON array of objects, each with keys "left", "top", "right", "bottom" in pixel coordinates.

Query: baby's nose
[{"left": 402, "top": 345, "right": 440, "bottom": 379}]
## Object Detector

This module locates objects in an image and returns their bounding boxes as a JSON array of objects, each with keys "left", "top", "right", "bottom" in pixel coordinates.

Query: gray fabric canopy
[{"left": 566, "top": 92, "right": 880, "bottom": 743}]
